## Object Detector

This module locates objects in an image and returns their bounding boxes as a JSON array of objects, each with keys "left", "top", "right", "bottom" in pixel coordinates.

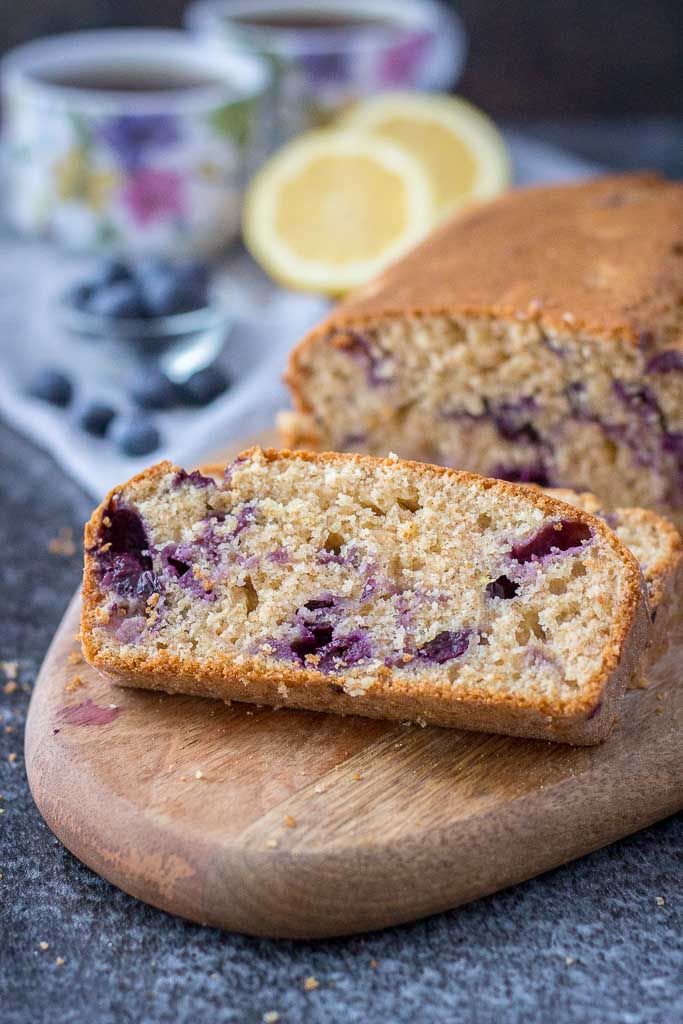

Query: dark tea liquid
[
  {"left": 232, "top": 10, "right": 393, "bottom": 30},
  {"left": 35, "top": 66, "right": 222, "bottom": 92}
]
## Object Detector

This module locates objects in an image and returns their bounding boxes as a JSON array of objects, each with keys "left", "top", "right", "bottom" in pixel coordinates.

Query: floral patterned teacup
[
  {"left": 186, "top": 0, "right": 466, "bottom": 136},
  {"left": 1, "top": 30, "right": 272, "bottom": 253}
]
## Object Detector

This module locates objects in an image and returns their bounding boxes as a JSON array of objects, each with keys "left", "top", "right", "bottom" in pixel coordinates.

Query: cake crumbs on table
[
  {"left": 48, "top": 527, "right": 76, "bottom": 557},
  {"left": 1, "top": 661, "right": 18, "bottom": 679},
  {"left": 5, "top": 725, "right": 15, "bottom": 734},
  {"left": 283, "top": 814, "right": 297, "bottom": 828},
  {"left": 67, "top": 650, "right": 83, "bottom": 665},
  {"left": 194, "top": 769, "right": 205, "bottom": 780},
  {"left": 3, "top": 681, "right": 17, "bottom": 695},
  {"left": 352, "top": 771, "right": 363, "bottom": 781},
  {"left": 313, "top": 783, "right": 327, "bottom": 794},
  {"left": 38, "top": 942, "right": 49, "bottom": 951},
  {"left": 262, "top": 1013, "right": 280, "bottom": 1024},
  {"left": 303, "top": 976, "right": 319, "bottom": 991},
  {"left": 8, "top": 753, "right": 17, "bottom": 764},
  {"left": 370, "top": 959, "right": 378, "bottom": 969},
  {"left": 565, "top": 956, "right": 575, "bottom": 966},
  {"left": 265, "top": 838, "right": 279, "bottom": 849},
  {"left": 655, "top": 896, "right": 666, "bottom": 906},
  {"left": 55, "top": 957, "right": 65, "bottom": 967},
  {"left": 65, "top": 675, "right": 84, "bottom": 692}
]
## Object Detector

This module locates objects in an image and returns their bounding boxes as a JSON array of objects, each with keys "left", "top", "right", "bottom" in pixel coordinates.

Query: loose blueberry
[
  {"left": 88, "top": 258, "right": 131, "bottom": 290},
  {"left": 138, "top": 274, "right": 186, "bottom": 318},
  {"left": 66, "top": 282, "right": 94, "bottom": 311},
  {"left": 129, "top": 368, "right": 179, "bottom": 410},
  {"left": 172, "top": 259, "right": 211, "bottom": 310},
  {"left": 178, "top": 364, "right": 231, "bottom": 406},
  {"left": 78, "top": 401, "right": 116, "bottom": 437},
  {"left": 88, "top": 280, "right": 145, "bottom": 319},
  {"left": 135, "top": 258, "right": 210, "bottom": 317},
  {"left": 111, "top": 414, "right": 161, "bottom": 456},
  {"left": 27, "top": 368, "right": 73, "bottom": 407}
]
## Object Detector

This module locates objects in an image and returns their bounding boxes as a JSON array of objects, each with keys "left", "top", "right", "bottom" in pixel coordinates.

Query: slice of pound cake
[
  {"left": 81, "top": 448, "right": 651, "bottom": 745},
  {"left": 541, "top": 487, "right": 682, "bottom": 668},
  {"left": 281, "top": 173, "right": 683, "bottom": 522}
]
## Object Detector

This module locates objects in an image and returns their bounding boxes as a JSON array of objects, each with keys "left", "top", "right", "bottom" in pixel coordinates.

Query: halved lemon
[
  {"left": 339, "top": 92, "right": 510, "bottom": 218},
  {"left": 243, "top": 130, "right": 435, "bottom": 295}
]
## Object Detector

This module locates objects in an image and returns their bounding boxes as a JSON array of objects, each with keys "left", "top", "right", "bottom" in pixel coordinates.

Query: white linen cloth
[{"left": 0, "top": 133, "right": 598, "bottom": 498}]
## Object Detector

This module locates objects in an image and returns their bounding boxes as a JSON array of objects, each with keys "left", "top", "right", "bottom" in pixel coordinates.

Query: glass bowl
[{"left": 57, "top": 295, "right": 234, "bottom": 379}]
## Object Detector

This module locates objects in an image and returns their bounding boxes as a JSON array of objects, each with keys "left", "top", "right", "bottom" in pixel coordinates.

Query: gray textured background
[
  {"left": 1, "top": 370, "right": 682, "bottom": 1024},
  {"left": 2, "top": 121, "right": 683, "bottom": 1023}
]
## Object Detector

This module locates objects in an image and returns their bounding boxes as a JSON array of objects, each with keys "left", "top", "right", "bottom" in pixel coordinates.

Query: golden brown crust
[
  {"left": 285, "top": 172, "right": 683, "bottom": 415},
  {"left": 81, "top": 448, "right": 651, "bottom": 745}
]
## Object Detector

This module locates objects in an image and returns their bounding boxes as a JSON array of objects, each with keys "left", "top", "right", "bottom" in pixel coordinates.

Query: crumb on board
[
  {"left": 194, "top": 770, "right": 205, "bottom": 780},
  {"left": 263, "top": 1012, "right": 280, "bottom": 1023},
  {"left": 68, "top": 650, "right": 83, "bottom": 665},
  {"left": 1, "top": 662, "right": 18, "bottom": 679},
  {"left": 265, "top": 838, "right": 279, "bottom": 849},
  {"left": 65, "top": 675, "right": 84, "bottom": 693},
  {"left": 370, "top": 959, "right": 378, "bottom": 969},
  {"left": 3, "top": 681, "right": 17, "bottom": 695},
  {"left": 55, "top": 957, "right": 65, "bottom": 967},
  {"left": 655, "top": 896, "right": 666, "bottom": 907},
  {"left": 283, "top": 814, "right": 297, "bottom": 829},
  {"left": 48, "top": 527, "right": 76, "bottom": 557},
  {"left": 303, "top": 976, "right": 319, "bottom": 991},
  {"left": 565, "top": 956, "right": 575, "bottom": 966},
  {"left": 352, "top": 772, "right": 363, "bottom": 782},
  {"left": 8, "top": 753, "right": 17, "bottom": 764},
  {"left": 38, "top": 942, "right": 49, "bottom": 951}
]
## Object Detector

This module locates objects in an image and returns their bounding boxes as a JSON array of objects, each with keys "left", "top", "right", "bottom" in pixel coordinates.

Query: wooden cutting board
[{"left": 25, "top": 442, "right": 683, "bottom": 939}]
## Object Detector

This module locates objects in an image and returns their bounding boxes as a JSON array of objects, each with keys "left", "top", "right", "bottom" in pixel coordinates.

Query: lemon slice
[
  {"left": 339, "top": 92, "right": 510, "bottom": 218},
  {"left": 243, "top": 130, "right": 435, "bottom": 295}
]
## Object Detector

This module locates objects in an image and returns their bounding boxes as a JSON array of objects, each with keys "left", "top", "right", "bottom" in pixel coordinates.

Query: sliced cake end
[{"left": 81, "top": 449, "right": 651, "bottom": 744}]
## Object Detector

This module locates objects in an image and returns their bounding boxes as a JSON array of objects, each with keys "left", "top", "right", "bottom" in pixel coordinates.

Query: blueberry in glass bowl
[{"left": 58, "top": 257, "right": 233, "bottom": 373}]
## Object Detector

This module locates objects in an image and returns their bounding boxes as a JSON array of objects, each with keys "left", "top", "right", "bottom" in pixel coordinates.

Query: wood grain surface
[{"left": 25, "top": 586, "right": 683, "bottom": 938}]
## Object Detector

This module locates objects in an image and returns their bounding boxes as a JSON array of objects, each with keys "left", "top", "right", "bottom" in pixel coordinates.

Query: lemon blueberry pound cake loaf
[
  {"left": 81, "top": 448, "right": 651, "bottom": 745},
  {"left": 541, "top": 487, "right": 682, "bottom": 668},
  {"left": 281, "top": 173, "right": 683, "bottom": 520}
]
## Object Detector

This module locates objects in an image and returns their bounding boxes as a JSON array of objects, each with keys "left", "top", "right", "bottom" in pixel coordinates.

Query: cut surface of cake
[
  {"left": 540, "top": 487, "right": 682, "bottom": 669},
  {"left": 81, "top": 448, "right": 651, "bottom": 745},
  {"left": 281, "top": 173, "right": 683, "bottom": 522}
]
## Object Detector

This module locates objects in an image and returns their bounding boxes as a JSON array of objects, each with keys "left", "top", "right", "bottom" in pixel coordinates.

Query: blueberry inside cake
[
  {"left": 82, "top": 448, "right": 650, "bottom": 744},
  {"left": 281, "top": 173, "right": 683, "bottom": 522}
]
